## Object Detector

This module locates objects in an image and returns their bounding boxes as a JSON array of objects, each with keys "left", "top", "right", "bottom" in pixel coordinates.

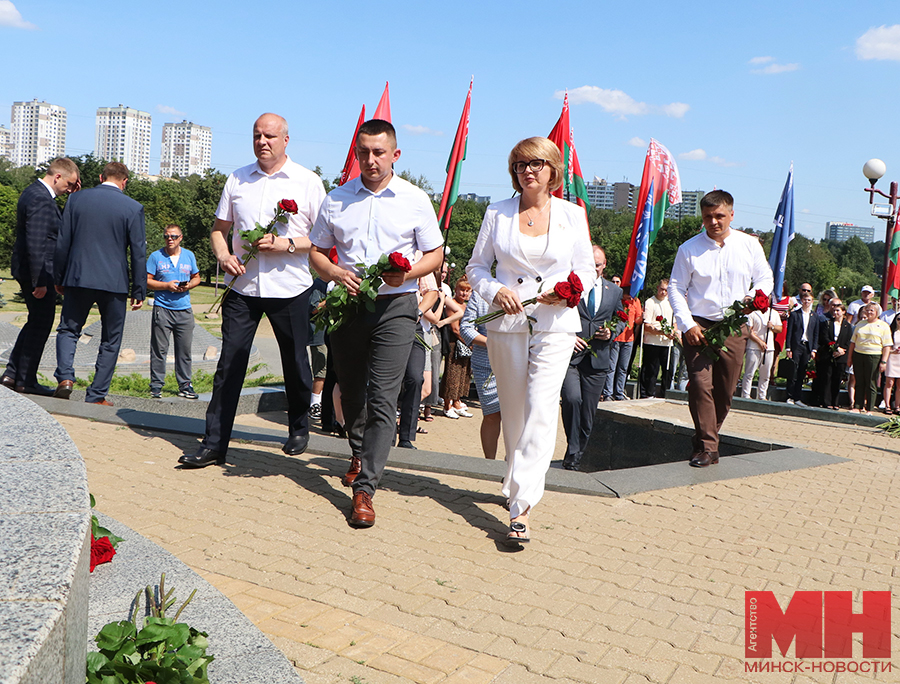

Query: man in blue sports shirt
[{"left": 146, "top": 224, "right": 201, "bottom": 398}]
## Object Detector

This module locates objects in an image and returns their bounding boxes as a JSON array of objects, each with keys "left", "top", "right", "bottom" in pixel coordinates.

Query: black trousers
[
  {"left": 560, "top": 356, "right": 608, "bottom": 467},
  {"left": 640, "top": 344, "right": 671, "bottom": 398},
  {"left": 203, "top": 289, "right": 312, "bottom": 456},
  {"left": 787, "top": 343, "right": 812, "bottom": 401},
  {"left": 820, "top": 360, "right": 846, "bottom": 408},
  {"left": 397, "top": 324, "right": 426, "bottom": 443},
  {"left": 4, "top": 279, "right": 56, "bottom": 386}
]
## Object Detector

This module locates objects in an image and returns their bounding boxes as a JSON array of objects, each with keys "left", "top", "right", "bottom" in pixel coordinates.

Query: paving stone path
[{"left": 60, "top": 400, "right": 900, "bottom": 684}]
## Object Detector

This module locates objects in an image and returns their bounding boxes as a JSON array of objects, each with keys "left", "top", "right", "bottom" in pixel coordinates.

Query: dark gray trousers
[
  {"left": 330, "top": 294, "right": 417, "bottom": 497},
  {"left": 150, "top": 306, "right": 194, "bottom": 391},
  {"left": 560, "top": 356, "right": 608, "bottom": 466}
]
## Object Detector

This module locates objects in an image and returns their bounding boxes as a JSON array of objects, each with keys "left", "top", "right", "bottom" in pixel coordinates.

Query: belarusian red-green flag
[
  {"left": 338, "top": 105, "right": 365, "bottom": 186},
  {"left": 888, "top": 224, "right": 900, "bottom": 298},
  {"left": 548, "top": 92, "right": 591, "bottom": 217},
  {"left": 437, "top": 79, "right": 472, "bottom": 232}
]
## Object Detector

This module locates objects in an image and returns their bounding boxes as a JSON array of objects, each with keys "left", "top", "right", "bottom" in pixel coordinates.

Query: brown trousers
[{"left": 683, "top": 319, "right": 747, "bottom": 456}]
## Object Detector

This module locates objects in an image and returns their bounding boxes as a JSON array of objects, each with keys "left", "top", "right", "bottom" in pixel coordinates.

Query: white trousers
[
  {"left": 741, "top": 347, "right": 774, "bottom": 400},
  {"left": 487, "top": 330, "right": 575, "bottom": 519}
]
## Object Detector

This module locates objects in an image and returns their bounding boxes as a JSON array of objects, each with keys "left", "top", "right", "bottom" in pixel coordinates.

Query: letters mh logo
[{"left": 745, "top": 591, "right": 891, "bottom": 659}]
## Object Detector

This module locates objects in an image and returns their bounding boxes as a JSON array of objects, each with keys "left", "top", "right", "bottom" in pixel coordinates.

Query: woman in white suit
[{"left": 466, "top": 137, "right": 595, "bottom": 545}]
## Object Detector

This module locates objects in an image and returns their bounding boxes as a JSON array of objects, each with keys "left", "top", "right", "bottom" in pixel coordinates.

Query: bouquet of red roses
[
  {"left": 700, "top": 289, "right": 770, "bottom": 360},
  {"left": 312, "top": 252, "right": 412, "bottom": 333},
  {"left": 209, "top": 199, "right": 298, "bottom": 313},
  {"left": 473, "top": 272, "right": 584, "bottom": 330}
]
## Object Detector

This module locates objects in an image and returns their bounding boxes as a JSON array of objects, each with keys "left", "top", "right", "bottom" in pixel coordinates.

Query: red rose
[
  {"left": 616, "top": 309, "right": 629, "bottom": 322},
  {"left": 753, "top": 289, "right": 769, "bottom": 312},
  {"left": 656, "top": 315, "right": 664, "bottom": 322},
  {"left": 90, "top": 534, "right": 116, "bottom": 572},
  {"left": 567, "top": 272, "right": 583, "bottom": 300},
  {"left": 554, "top": 281, "right": 573, "bottom": 301},
  {"left": 278, "top": 199, "right": 298, "bottom": 214},
  {"left": 387, "top": 252, "right": 411, "bottom": 272}
]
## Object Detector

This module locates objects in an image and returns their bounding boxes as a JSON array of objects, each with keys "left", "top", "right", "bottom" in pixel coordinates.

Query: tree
[
  {"left": 0, "top": 159, "right": 35, "bottom": 193},
  {"left": 0, "top": 185, "right": 18, "bottom": 270},
  {"left": 839, "top": 235, "right": 875, "bottom": 276},
  {"left": 442, "top": 198, "right": 486, "bottom": 282},
  {"left": 399, "top": 170, "right": 433, "bottom": 194}
]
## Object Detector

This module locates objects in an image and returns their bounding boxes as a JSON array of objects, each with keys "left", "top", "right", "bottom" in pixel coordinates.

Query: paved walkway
[{"left": 55, "top": 397, "right": 900, "bottom": 684}]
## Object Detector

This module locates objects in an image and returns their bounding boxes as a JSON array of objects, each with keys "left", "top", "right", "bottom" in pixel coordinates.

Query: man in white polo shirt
[
  {"left": 309, "top": 119, "right": 443, "bottom": 527},
  {"left": 179, "top": 113, "right": 326, "bottom": 468}
]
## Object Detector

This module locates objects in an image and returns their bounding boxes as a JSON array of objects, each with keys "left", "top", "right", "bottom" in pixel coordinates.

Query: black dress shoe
[
  {"left": 562, "top": 462, "right": 579, "bottom": 471},
  {"left": 18, "top": 384, "right": 55, "bottom": 396},
  {"left": 178, "top": 447, "right": 225, "bottom": 468},
  {"left": 397, "top": 440, "right": 417, "bottom": 449},
  {"left": 282, "top": 433, "right": 309, "bottom": 455},
  {"left": 689, "top": 451, "right": 719, "bottom": 468}
]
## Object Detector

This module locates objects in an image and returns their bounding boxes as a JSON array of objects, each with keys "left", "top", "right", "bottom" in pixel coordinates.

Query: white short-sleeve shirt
[
  {"left": 309, "top": 174, "right": 443, "bottom": 295},
  {"left": 215, "top": 157, "right": 326, "bottom": 298}
]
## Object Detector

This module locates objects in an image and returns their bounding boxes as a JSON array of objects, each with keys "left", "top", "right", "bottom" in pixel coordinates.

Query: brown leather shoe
[
  {"left": 54, "top": 380, "right": 74, "bottom": 399},
  {"left": 1, "top": 375, "right": 15, "bottom": 390},
  {"left": 689, "top": 451, "right": 719, "bottom": 467},
  {"left": 88, "top": 399, "right": 114, "bottom": 407},
  {"left": 350, "top": 490, "right": 375, "bottom": 527},
  {"left": 341, "top": 456, "right": 361, "bottom": 487}
]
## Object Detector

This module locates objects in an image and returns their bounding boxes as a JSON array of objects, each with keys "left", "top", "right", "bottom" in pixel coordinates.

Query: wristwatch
[{"left": 287, "top": 237, "right": 296, "bottom": 254}]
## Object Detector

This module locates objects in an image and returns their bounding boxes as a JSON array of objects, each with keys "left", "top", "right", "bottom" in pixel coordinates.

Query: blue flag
[
  {"left": 630, "top": 179, "right": 654, "bottom": 297},
  {"left": 769, "top": 164, "right": 794, "bottom": 299}
]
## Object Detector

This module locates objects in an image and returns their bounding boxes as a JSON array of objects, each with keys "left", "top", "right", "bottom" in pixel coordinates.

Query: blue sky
[{"left": 2, "top": 0, "right": 900, "bottom": 241}]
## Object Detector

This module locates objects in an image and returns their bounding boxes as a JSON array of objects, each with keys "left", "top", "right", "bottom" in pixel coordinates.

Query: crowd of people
[{"left": 7, "top": 113, "right": 893, "bottom": 547}]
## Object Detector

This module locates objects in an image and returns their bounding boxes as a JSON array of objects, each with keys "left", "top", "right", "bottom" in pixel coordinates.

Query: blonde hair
[{"left": 508, "top": 137, "right": 564, "bottom": 194}]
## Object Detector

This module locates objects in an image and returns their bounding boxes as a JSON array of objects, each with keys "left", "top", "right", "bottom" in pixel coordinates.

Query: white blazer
[{"left": 466, "top": 196, "right": 595, "bottom": 334}]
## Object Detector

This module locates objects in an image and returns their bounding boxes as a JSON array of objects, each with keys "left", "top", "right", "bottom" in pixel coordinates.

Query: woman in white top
[
  {"left": 467, "top": 137, "right": 594, "bottom": 546},
  {"left": 740, "top": 308, "right": 782, "bottom": 400}
]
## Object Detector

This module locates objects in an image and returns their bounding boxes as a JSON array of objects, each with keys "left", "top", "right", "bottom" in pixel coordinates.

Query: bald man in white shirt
[
  {"left": 179, "top": 113, "right": 326, "bottom": 469},
  {"left": 668, "top": 190, "right": 773, "bottom": 467}
]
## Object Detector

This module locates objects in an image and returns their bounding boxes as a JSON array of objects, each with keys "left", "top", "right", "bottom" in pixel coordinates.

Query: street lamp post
[{"left": 863, "top": 158, "right": 899, "bottom": 309}]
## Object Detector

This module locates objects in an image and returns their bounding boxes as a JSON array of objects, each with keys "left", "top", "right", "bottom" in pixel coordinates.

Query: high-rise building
[
  {"left": 665, "top": 189, "right": 704, "bottom": 221},
  {"left": 159, "top": 120, "right": 212, "bottom": 178},
  {"left": 825, "top": 222, "right": 875, "bottom": 243},
  {"left": 95, "top": 105, "right": 152, "bottom": 174},
  {"left": 10, "top": 100, "right": 67, "bottom": 167},
  {"left": 582, "top": 177, "right": 636, "bottom": 213},
  {"left": 0, "top": 125, "right": 11, "bottom": 160}
]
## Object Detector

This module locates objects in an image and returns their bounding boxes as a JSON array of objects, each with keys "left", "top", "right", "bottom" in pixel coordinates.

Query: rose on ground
[{"left": 90, "top": 533, "right": 116, "bottom": 572}]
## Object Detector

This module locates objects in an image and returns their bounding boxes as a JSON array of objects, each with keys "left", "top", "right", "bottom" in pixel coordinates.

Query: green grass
[{"left": 70, "top": 363, "right": 282, "bottom": 398}]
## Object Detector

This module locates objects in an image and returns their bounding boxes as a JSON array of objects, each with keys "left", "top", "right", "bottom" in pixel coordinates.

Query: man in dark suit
[
  {"left": 2, "top": 158, "right": 80, "bottom": 395},
  {"left": 561, "top": 245, "right": 624, "bottom": 470},
  {"left": 53, "top": 162, "right": 146, "bottom": 405},
  {"left": 785, "top": 290, "right": 821, "bottom": 406}
]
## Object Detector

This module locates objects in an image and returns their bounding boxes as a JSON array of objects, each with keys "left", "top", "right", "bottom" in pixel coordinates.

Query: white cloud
[
  {"left": 156, "top": 105, "right": 185, "bottom": 116},
  {"left": 558, "top": 87, "right": 689, "bottom": 119},
  {"left": 678, "top": 149, "right": 740, "bottom": 167},
  {"left": 0, "top": 1, "right": 36, "bottom": 29},
  {"left": 801, "top": 208, "right": 811, "bottom": 214},
  {"left": 401, "top": 124, "right": 443, "bottom": 136},
  {"left": 751, "top": 62, "right": 800, "bottom": 75},
  {"left": 679, "top": 149, "right": 707, "bottom": 161},
  {"left": 856, "top": 25, "right": 900, "bottom": 61},
  {"left": 749, "top": 56, "right": 774, "bottom": 65},
  {"left": 627, "top": 137, "right": 646, "bottom": 148}
]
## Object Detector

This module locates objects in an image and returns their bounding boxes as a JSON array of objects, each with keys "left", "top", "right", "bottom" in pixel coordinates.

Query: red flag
[
  {"left": 338, "top": 105, "right": 365, "bottom": 186},
  {"left": 437, "top": 79, "right": 472, "bottom": 232},
  {"left": 547, "top": 92, "right": 590, "bottom": 217},
  {"left": 373, "top": 82, "right": 391, "bottom": 121}
]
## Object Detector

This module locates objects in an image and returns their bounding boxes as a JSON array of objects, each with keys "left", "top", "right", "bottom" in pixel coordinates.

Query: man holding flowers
[
  {"left": 309, "top": 119, "right": 443, "bottom": 527},
  {"left": 668, "top": 190, "right": 773, "bottom": 467},
  {"left": 560, "top": 245, "right": 624, "bottom": 471},
  {"left": 179, "top": 113, "right": 326, "bottom": 468}
]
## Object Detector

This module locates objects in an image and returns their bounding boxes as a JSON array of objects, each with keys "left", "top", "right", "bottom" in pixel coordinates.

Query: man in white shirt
[
  {"left": 309, "top": 119, "right": 444, "bottom": 527},
  {"left": 848, "top": 285, "right": 881, "bottom": 325},
  {"left": 668, "top": 191, "right": 773, "bottom": 467},
  {"left": 179, "top": 113, "right": 326, "bottom": 468},
  {"left": 640, "top": 279, "right": 675, "bottom": 398}
]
